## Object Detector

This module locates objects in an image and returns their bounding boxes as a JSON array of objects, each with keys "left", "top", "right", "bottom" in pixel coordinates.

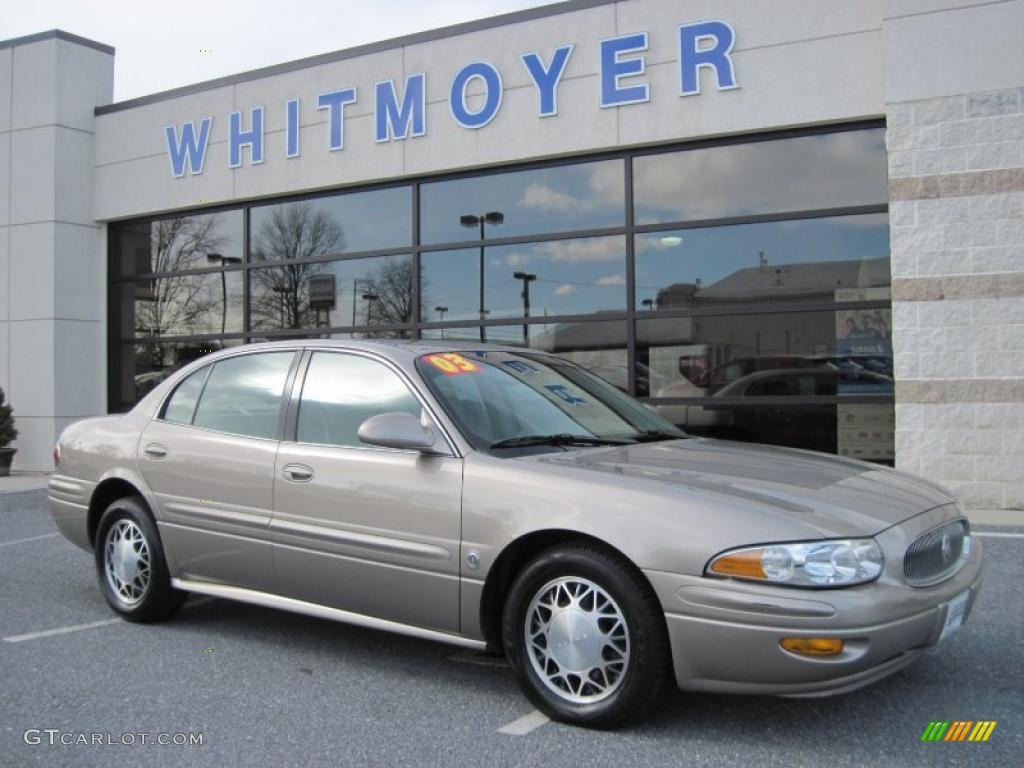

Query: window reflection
[
  {"left": 635, "top": 215, "right": 891, "bottom": 312},
  {"left": 112, "top": 272, "right": 243, "bottom": 338},
  {"left": 109, "top": 212, "right": 243, "bottom": 279},
  {"left": 250, "top": 190, "right": 411, "bottom": 262},
  {"left": 633, "top": 129, "right": 888, "bottom": 224},
  {"left": 636, "top": 314, "right": 894, "bottom": 461},
  {"left": 421, "top": 236, "right": 626, "bottom": 323},
  {"left": 250, "top": 254, "right": 412, "bottom": 331},
  {"left": 421, "top": 160, "right": 624, "bottom": 243}
]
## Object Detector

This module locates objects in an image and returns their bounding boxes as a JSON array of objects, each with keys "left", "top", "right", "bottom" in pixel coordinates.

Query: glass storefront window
[
  {"left": 109, "top": 211, "right": 244, "bottom": 279},
  {"left": 636, "top": 313, "right": 893, "bottom": 398},
  {"left": 111, "top": 271, "right": 244, "bottom": 338},
  {"left": 636, "top": 313, "right": 893, "bottom": 458},
  {"left": 106, "top": 125, "right": 895, "bottom": 466},
  {"left": 420, "top": 320, "right": 627, "bottom": 390},
  {"left": 420, "top": 160, "right": 625, "bottom": 244},
  {"left": 421, "top": 236, "right": 627, "bottom": 322},
  {"left": 249, "top": 254, "right": 413, "bottom": 331},
  {"left": 250, "top": 188, "right": 412, "bottom": 261},
  {"left": 633, "top": 129, "right": 888, "bottom": 225},
  {"left": 634, "top": 214, "right": 891, "bottom": 312}
]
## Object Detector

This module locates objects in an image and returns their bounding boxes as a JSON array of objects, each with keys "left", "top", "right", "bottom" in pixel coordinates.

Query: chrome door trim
[
  {"left": 270, "top": 518, "right": 453, "bottom": 561},
  {"left": 171, "top": 577, "right": 486, "bottom": 650},
  {"left": 162, "top": 503, "right": 270, "bottom": 531}
]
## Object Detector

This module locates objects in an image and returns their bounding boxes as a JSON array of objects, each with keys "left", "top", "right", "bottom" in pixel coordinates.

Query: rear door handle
[
  {"left": 144, "top": 443, "right": 168, "bottom": 459},
  {"left": 282, "top": 464, "right": 314, "bottom": 482}
]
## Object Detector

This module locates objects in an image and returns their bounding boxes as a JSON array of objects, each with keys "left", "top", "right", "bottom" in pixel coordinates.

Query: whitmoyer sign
[{"left": 164, "top": 20, "right": 738, "bottom": 178}]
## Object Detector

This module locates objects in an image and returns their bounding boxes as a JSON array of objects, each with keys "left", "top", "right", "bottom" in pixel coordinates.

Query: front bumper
[{"left": 644, "top": 511, "right": 984, "bottom": 696}]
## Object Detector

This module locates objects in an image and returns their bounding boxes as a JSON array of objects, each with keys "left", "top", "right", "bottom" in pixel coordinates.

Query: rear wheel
[
  {"left": 502, "top": 543, "right": 672, "bottom": 729},
  {"left": 95, "top": 496, "right": 185, "bottom": 622}
]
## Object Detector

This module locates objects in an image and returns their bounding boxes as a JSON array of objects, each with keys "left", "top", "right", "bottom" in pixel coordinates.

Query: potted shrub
[{"left": 0, "top": 388, "right": 17, "bottom": 477}]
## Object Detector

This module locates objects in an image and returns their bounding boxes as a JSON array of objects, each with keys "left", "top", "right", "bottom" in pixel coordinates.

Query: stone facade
[
  {"left": 888, "top": 88, "right": 1024, "bottom": 508},
  {"left": 0, "top": 32, "right": 114, "bottom": 470}
]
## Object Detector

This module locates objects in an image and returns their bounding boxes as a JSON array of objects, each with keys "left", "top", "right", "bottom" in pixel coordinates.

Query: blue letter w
[{"left": 165, "top": 118, "right": 212, "bottom": 177}]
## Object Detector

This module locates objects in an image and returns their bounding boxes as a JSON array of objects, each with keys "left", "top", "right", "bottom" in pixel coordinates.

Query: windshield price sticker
[{"left": 426, "top": 353, "right": 481, "bottom": 375}]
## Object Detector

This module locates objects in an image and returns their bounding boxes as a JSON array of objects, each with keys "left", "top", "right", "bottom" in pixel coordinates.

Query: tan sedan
[{"left": 49, "top": 341, "right": 982, "bottom": 728}]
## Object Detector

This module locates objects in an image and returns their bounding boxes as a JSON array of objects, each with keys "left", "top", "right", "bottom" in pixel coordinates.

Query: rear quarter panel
[{"left": 48, "top": 413, "right": 156, "bottom": 551}]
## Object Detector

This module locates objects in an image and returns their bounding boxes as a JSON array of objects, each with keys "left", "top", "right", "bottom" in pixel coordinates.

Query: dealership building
[{"left": 0, "top": 0, "right": 1022, "bottom": 507}]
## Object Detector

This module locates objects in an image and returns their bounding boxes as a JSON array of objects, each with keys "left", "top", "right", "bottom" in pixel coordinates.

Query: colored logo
[{"left": 921, "top": 721, "right": 997, "bottom": 742}]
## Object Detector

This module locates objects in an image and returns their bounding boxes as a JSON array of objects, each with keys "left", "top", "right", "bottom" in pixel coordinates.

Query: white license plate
[{"left": 939, "top": 589, "right": 970, "bottom": 642}]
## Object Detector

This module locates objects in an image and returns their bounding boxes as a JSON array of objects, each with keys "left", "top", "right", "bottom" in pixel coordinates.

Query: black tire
[
  {"left": 94, "top": 496, "right": 186, "bottom": 623},
  {"left": 502, "top": 542, "right": 672, "bottom": 729}
]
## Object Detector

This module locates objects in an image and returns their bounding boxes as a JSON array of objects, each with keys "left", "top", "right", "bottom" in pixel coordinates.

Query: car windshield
[{"left": 416, "top": 350, "right": 686, "bottom": 453}]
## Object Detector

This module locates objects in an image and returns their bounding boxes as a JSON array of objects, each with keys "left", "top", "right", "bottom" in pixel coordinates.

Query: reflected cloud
[
  {"left": 537, "top": 238, "right": 623, "bottom": 263},
  {"left": 634, "top": 129, "right": 887, "bottom": 223}
]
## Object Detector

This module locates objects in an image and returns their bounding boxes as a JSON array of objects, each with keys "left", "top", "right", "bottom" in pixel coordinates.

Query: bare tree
[
  {"left": 362, "top": 258, "right": 415, "bottom": 330},
  {"left": 249, "top": 202, "right": 345, "bottom": 329},
  {"left": 135, "top": 216, "right": 226, "bottom": 339}
]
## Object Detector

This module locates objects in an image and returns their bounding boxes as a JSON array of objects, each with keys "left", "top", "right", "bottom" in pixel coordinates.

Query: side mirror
[{"left": 357, "top": 412, "right": 444, "bottom": 454}]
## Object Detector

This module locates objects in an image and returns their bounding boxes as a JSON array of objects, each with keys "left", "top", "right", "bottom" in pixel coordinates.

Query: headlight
[{"left": 707, "top": 539, "right": 884, "bottom": 587}]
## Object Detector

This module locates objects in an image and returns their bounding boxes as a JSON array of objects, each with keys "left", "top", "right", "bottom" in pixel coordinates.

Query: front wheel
[
  {"left": 502, "top": 543, "right": 672, "bottom": 729},
  {"left": 95, "top": 496, "right": 185, "bottom": 622}
]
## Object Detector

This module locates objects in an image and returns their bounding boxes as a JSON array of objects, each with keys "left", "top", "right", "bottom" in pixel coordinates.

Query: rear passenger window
[
  {"left": 162, "top": 366, "right": 211, "bottom": 424},
  {"left": 297, "top": 353, "right": 421, "bottom": 448},
  {"left": 192, "top": 352, "right": 294, "bottom": 439}
]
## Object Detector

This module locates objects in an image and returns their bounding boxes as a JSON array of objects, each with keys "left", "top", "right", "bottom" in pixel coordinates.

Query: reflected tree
[
  {"left": 135, "top": 216, "right": 226, "bottom": 340},
  {"left": 362, "top": 259, "right": 415, "bottom": 331},
  {"left": 249, "top": 202, "right": 346, "bottom": 329}
]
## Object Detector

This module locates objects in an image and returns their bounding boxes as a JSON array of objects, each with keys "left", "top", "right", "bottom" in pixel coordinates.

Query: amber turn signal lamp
[
  {"left": 780, "top": 637, "right": 845, "bottom": 656},
  {"left": 708, "top": 549, "right": 766, "bottom": 579}
]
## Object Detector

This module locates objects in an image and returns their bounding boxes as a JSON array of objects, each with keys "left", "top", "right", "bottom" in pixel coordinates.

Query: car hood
[{"left": 530, "top": 438, "right": 956, "bottom": 538}]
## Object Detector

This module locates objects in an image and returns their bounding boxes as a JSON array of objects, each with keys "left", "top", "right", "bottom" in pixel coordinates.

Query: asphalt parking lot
[{"left": 2, "top": 488, "right": 1021, "bottom": 768}]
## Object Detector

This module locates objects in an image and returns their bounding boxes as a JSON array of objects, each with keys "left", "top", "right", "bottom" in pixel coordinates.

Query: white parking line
[
  {"left": 975, "top": 531, "right": 1024, "bottom": 539},
  {"left": 0, "top": 533, "right": 60, "bottom": 547},
  {"left": 3, "top": 618, "right": 121, "bottom": 643},
  {"left": 497, "top": 709, "right": 550, "bottom": 736}
]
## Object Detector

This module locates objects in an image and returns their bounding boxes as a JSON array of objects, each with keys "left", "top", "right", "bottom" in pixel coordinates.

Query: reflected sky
[
  {"left": 634, "top": 129, "right": 887, "bottom": 224},
  {"left": 421, "top": 160, "right": 624, "bottom": 244},
  {"left": 635, "top": 214, "right": 890, "bottom": 309},
  {"left": 251, "top": 188, "right": 412, "bottom": 260},
  {"left": 421, "top": 236, "right": 626, "bottom": 321}
]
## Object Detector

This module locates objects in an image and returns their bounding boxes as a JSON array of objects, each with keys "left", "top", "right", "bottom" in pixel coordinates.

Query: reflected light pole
[
  {"left": 361, "top": 291, "right": 379, "bottom": 328},
  {"left": 513, "top": 271, "right": 536, "bottom": 345},
  {"left": 460, "top": 211, "right": 504, "bottom": 343},
  {"left": 434, "top": 305, "right": 449, "bottom": 340},
  {"left": 206, "top": 252, "right": 242, "bottom": 333}
]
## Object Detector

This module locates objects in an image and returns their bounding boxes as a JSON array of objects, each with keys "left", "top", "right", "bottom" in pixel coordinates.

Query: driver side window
[{"left": 296, "top": 353, "right": 422, "bottom": 448}]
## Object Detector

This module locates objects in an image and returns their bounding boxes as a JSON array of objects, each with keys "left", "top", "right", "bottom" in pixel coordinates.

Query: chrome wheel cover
[
  {"left": 104, "top": 519, "right": 152, "bottom": 607},
  {"left": 524, "top": 576, "right": 630, "bottom": 704}
]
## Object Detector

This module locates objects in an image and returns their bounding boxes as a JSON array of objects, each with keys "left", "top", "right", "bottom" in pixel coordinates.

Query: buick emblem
[{"left": 940, "top": 533, "right": 953, "bottom": 563}]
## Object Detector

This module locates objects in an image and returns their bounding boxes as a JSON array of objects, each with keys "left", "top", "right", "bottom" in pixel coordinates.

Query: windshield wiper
[
  {"left": 628, "top": 429, "right": 688, "bottom": 443},
  {"left": 489, "top": 433, "right": 631, "bottom": 449}
]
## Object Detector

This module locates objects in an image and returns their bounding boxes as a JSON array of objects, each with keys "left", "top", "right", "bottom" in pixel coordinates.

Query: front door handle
[
  {"left": 282, "top": 464, "right": 314, "bottom": 482},
  {"left": 144, "top": 443, "right": 168, "bottom": 459}
]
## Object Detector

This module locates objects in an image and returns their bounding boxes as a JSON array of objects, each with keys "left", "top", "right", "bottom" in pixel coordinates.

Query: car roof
[{"left": 205, "top": 338, "right": 553, "bottom": 362}]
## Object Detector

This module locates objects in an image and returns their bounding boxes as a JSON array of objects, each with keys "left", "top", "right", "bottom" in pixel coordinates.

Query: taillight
[{"left": 53, "top": 443, "right": 61, "bottom": 467}]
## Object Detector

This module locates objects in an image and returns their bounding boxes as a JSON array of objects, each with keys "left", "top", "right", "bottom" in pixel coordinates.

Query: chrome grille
[{"left": 904, "top": 519, "right": 970, "bottom": 587}]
